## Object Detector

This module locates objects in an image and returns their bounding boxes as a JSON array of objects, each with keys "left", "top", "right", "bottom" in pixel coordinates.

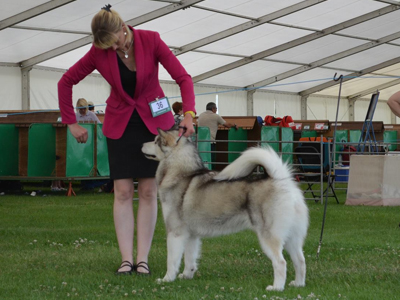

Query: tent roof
[{"left": 1, "top": 0, "right": 400, "bottom": 100}]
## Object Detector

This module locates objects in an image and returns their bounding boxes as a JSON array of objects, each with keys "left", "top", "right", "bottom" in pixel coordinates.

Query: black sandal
[
  {"left": 135, "top": 261, "right": 151, "bottom": 275},
  {"left": 115, "top": 260, "right": 134, "bottom": 275}
]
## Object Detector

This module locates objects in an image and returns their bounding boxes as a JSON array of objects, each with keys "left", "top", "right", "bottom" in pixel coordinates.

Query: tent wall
[
  {"left": 0, "top": 66, "right": 22, "bottom": 110},
  {"left": 30, "top": 68, "right": 111, "bottom": 111},
  {"left": 254, "top": 91, "right": 301, "bottom": 120},
  {"left": 354, "top": 98, "right": 392, "bottom": 124},
  {"left": 161, "top": 82, "right": 220, "bottom": 115},
  {"left": 307, "top": 96, "right": 350, "bottom": 121},
  {"left": 217, "top": 88, "right": 247, "bottom": 116},
  {"left": 307, "top": 94, "right": 392, "bottom": 124},
  {"left": 162, "top": 83, "right": 248, "bottom": 116},
  {"left": 0, "top": 66, "right": 395, "bottom": 125}
]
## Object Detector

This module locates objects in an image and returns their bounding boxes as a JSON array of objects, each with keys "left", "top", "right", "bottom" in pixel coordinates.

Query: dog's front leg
[
  {"left": 180, "top": 236, "right": 201, "bottom": 279},
  {"left": 162, "top": 232, "right": 187, "bottom": 282}
]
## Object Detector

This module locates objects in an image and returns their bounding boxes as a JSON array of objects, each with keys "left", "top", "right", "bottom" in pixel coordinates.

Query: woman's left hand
[{"left": 179, "top": 113, "right": 195, "bottom": 137}]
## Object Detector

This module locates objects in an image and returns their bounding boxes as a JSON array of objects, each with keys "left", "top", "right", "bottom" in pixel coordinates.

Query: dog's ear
[
  {"left": 157, "top": 128, "right": 171, "bottom": 145},
  {"left": 157, "top": 127, "right": 178, "bottom": 146},
  {"left": 157, "top": 128, "right": 167, "bottom": 136}
]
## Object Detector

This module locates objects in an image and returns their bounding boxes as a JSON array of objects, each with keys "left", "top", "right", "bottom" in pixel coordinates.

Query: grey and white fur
[{"left": 142, "top": 128, "right": 309, "bottom": 291}]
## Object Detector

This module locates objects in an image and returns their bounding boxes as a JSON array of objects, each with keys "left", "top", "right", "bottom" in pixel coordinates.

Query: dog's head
[{"left": 142, "top": 128, "right": 182, "bottom": 161}]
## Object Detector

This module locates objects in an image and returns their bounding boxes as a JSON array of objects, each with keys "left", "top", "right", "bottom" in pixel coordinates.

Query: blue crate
[{"left": 335, "top": 166, "right": 349, "bottom": 182}]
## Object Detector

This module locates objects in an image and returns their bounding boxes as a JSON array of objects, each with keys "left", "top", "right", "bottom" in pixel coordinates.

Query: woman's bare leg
[
  {"left": 136, "top": 177, "right": 158, "bottom": 273},
  {"left": 113, "top": 178, "right": 135, "bottom": 272}
]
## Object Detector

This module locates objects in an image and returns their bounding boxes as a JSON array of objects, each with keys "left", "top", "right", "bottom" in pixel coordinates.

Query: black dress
[{"left": 106, "top": 54, "right": 159, "bottom": 180}]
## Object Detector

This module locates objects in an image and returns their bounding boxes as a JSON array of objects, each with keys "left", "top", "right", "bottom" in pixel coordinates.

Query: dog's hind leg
[
  {"left": 257, "top": 232, "right": 287, "bottom": 291},
  {"left": 180, "top": 236, "right": 201, "bottom": 279},
  {"left": 285, "top": 236, "right": 306, "bottom": 287},
  {"left": 162, "top": 232, "right": 188, "bottom": 282}
]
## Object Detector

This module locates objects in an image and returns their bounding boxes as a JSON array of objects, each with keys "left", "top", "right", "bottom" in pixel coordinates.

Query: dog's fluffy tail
[{"left": 214, "top": 147, "right": 291, "bottom": 181}]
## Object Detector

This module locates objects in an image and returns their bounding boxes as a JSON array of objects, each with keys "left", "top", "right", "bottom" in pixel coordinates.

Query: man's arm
[
  {"left": 222, "top": 121, "right": 237, "bottom": 129},
  {"left": 217, "top": 115, "right": 237, "bottom": 129},
  {"left": 387, "top": 91, "right": 400, "bottom": 117}
]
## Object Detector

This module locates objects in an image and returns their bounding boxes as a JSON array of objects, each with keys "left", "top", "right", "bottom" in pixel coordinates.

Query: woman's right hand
[{"left": 68, "top": 123, "right": 88, "bottom": 143}]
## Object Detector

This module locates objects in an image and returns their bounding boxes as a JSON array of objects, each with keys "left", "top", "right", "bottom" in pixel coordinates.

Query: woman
[
  {"left": 172, "top": 101, "right": 184, "bottom": 125},
  {"left": 75, "top": 98, "right": 101, "bottom": 123},
  {"left": 58, "top": 5, "right": 196, "bottom": 275}
]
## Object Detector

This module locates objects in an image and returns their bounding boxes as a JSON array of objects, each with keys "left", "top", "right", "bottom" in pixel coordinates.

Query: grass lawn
[{"left": 0, "top": 182, "right": 399, "bottom": 300}]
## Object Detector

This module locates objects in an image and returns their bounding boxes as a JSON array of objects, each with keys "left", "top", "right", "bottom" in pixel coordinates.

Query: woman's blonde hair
[
  {"left": 91, "top": 8, "right": 132, "bottom": 49},
  {"left": 76, "top": 98, "right": 88, "bottom": 114}
]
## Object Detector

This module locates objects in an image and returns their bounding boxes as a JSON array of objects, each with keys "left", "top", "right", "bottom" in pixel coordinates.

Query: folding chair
[{"left": 295, "top": 144, "right": 339, "bottom": 203}]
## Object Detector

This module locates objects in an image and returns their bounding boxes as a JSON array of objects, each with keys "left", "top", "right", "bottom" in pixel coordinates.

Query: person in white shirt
[
  {"left": 197, "top": 102, "right": 236, "bottom": 141},
  {"left": 197, "top": 102, "right": 237, "bottom": 169},
  {"left": 76, "top": 98, "right": 102, "bottom": 123},
  {"left": 75, "top": 98, "right": 107, "bottom": 191}
]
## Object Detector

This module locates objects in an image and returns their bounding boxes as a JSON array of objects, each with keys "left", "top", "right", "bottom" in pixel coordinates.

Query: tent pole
[{"left": 317, "top": 73, "right": 343, "bottom": 258}]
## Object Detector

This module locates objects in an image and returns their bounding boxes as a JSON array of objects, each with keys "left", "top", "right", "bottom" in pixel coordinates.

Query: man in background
[
  {"left": 88, "top": 101, "right": 104, "bottom": 114},
  {"left": 88, "top": 101, "right": 95, "bottom": 112},
  {"left": 197, "top": 102, "right": 237, "bottom": 169}
]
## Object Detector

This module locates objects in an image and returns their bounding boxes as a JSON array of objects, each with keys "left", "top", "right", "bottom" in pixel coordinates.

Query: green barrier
[
  {"left": 66, "top": 124, "right": 94, "bottom": 177},
  {"left": 197, "top": 127, "right": 212, "bottom": 170},
  {"left": 97, "top": 124, "right": 110, "bottom": 176},
  {"left": 0, "top": 124, "right": 19, "bottom": 176},
  {"left": 261, "top": 126, "right": 279, "bottom": 152},
  {"left": 335, "top": 130, "right": 348, "bottom": 161},
  {"left": 301, "top": 130, "right": 317, "bottom": 138},
  {"left": 228, "top": 127, "right": 247, "bottom": 163},
  {"left": 192, "top": 125, "right": 197, "bottom": 141},
  {"left": 27, "top": 124, "right": 56, "bottom": 177},
  {"left": 349, "top": 130, "right": 361, "bottom": 144},
  {"left": 383, "top": 130, "right": 398, "bottom": 151},
  {"left": 281, "top": 127, "right": 293, "bottom": 164}
]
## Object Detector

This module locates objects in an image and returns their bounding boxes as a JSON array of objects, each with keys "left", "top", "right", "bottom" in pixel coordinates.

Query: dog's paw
[
  {"left": 266, "top": 285, "right": 284, "bottom": 292},
  {"left": 182, "top": 267, "right": 197, "bottom": 279},
  {"left": 178, "top": 272, "right": 194, "bottom": 280},
  {"left": 289, "top": 280, "right": 305, "bottom": 287},
  {"left": 162, "top": 275, "right": 172, "bottom": 282}
]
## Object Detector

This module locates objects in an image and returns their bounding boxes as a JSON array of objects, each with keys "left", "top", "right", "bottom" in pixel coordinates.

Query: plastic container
[{"left": 335, "top": 166, "right": 349, "bottom": 182}]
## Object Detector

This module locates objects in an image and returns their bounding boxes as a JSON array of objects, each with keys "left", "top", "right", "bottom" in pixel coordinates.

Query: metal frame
[{"left": 1, "top": 1, "right": 400, "bottom": 106}]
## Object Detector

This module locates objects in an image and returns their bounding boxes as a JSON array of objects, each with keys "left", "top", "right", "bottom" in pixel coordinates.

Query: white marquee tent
[{"left": 1, "top": 0, "right": 400, "bottom": 123}]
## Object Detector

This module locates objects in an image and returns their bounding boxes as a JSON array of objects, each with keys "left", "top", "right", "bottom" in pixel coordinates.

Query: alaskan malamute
[{"left": 142, "top": 128, "right": 309, "bottom": 291}]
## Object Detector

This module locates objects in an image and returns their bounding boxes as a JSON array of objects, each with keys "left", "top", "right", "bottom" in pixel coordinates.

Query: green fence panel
[
  {"left": 281, "top": 127, "right": 293, "bottom": 164},
  {"left": 197, "top": 127, "right": 212, "bottom": 170},
  {"left": 335, "top": 130, "right": 348, "bottom": 161},
  {"left": 97, "top": 124, "right": 110, "bottom": 176},
  {"left": 261, "top": 126, "right": 279, "bottom": 152},
  {"left": 66, "top": 124, "right": 94, "bottom": 177},
  {"left": 27, "top": 124, "right": 56, "bottom": 177},
  {"left": 349, "top": 130, "right": 361, "bottom": 144},
  {"left": 191, "top": 126, "right": 197, "bottom": 141},
  {"left": 301, "top": 130, "right": 317, "bottom": 138},
  {"left": 228, "top": 127, "right": 247, "bottom": 163},
  {"left": 0, "top": 124, "right": 19, "bottom": 176},
  {"left": 383, "top": 130, "right": 398, "bottom": 151}
]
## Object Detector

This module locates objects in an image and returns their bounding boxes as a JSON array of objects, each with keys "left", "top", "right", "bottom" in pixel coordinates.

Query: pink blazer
[{"left": 58, "top": 28, "right": 196, "bottom": 139}]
